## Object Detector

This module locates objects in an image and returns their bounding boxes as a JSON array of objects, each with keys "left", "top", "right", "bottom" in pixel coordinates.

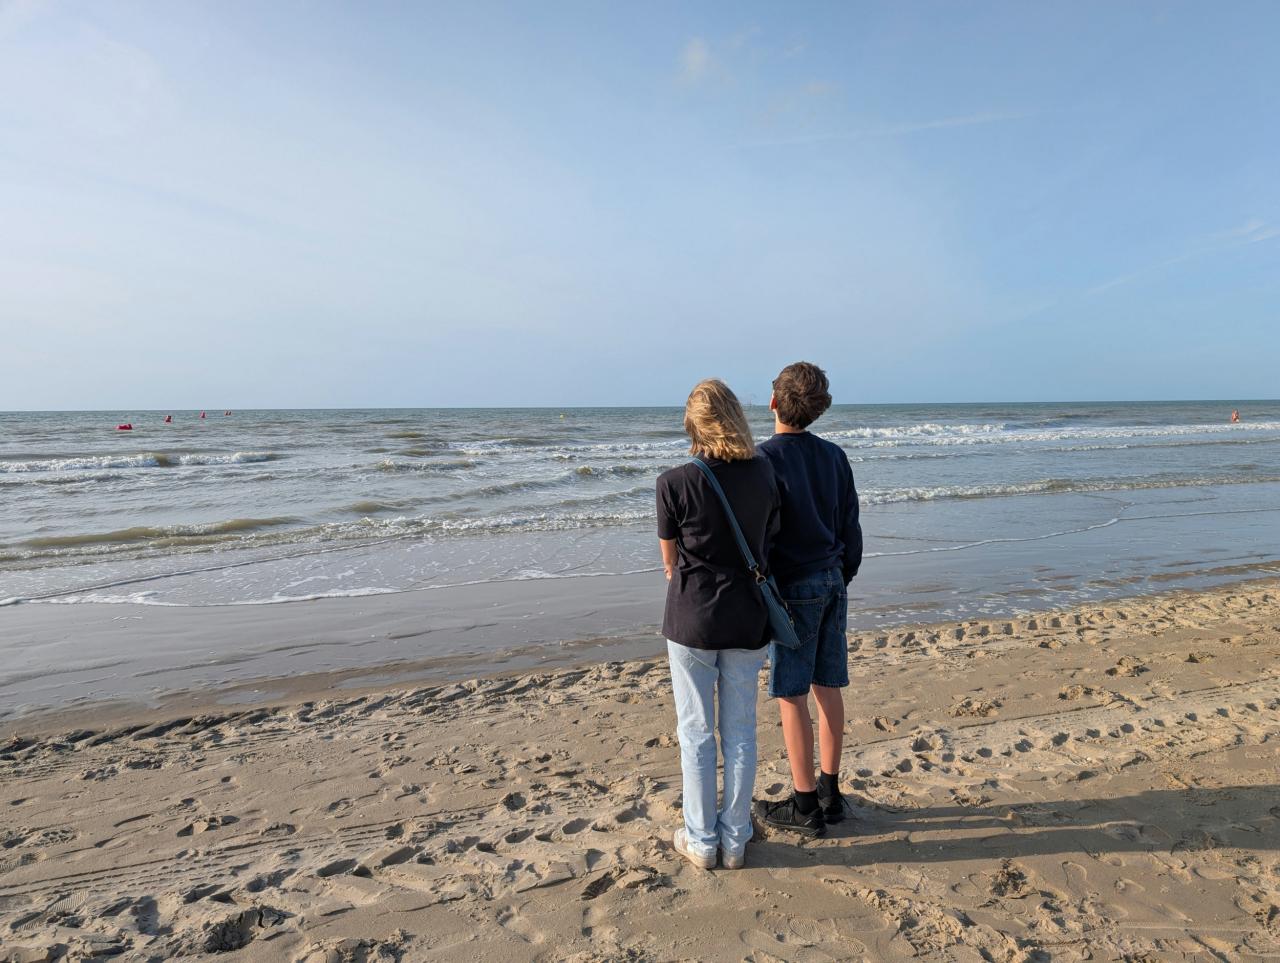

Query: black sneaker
[
  {"left": 755, "top": 796, "right": 825, "bottom": 838},
  {"left": 817, "top": 785, "right": 847, "bottom": 824}
]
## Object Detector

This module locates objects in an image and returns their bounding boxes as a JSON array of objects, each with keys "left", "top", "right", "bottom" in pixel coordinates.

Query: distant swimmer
[
  {"left": 164, "top": 414, "right": 172, "bottom": 423},
  {"left": 1231, "top": 409, "right": 1241, "bottom": 423},
  {"left": 224, "top": 410, "right": 232, "bottom": 416},
  {"left": 116, "top": 423, "right": 133, "bottom": 431},
  {"left": 200, "top": 411, "right": 206, "bottom": 419}
]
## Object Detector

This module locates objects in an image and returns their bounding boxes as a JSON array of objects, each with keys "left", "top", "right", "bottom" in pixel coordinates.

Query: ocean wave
[
  {"left": 450, "top": 435, "right": 559, "bottom": 451},
  {"left": 550, "top": 485, "right": 655, "bottom": 509},
  {"left": 341, "top": 500, "right": 409, "bottom": 515},
  {"left": 224, "top": 587, "right": 401, "bottom": 605},
  {"left": 452, "top": 439, "right": 685, "bottom": 457},
  {"left": 21, "top": 516, "right": 298, "bottom": 549},
  {"left": 862, "top": 473, "right": 1280, "bottom": 505},
  {"left": 374, "top": 458, "right": 477, "bottom": 473},
  {"left": 832, "top": 421, "right": 1280, "bottom": 449},
  {"left": 828, "top": 422, "right": 1009, "bottom": 440},
  {"left": 0, "top": 470, "right": 131, "bottom": 486},
  {"left": 0, "top": 451, "right": 280, "bottom": 473},
  {"left": 408, "top": 508, "right": 655, "bottom": 535},
  {"left": 573, "top": 463, "right": 662, "bottom": 478}
]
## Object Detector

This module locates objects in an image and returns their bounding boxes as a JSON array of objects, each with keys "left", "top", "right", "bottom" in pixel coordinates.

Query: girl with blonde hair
[{"left": 656, "top": 379, "right": 780, "bottom": 870}]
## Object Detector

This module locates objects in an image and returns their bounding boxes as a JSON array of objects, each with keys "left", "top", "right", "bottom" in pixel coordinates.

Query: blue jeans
[
  {"left": 666, "top": 640, "right": 767, "bottom": 860},
  {"left": 768, "top": 567, "right": 849, "bottom": 698}
]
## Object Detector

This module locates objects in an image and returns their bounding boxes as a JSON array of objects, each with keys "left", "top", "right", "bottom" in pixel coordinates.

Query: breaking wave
[{"left": 0, "top": 452, "right": 280, "bottom": 473}]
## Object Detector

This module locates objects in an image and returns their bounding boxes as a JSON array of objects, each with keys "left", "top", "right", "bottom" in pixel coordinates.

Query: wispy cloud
[
  {"left": 743, "top": 110, "right": 1032, "bottom": 147},
  {"left": 679, "top": 38, "right": 712, "bottom": 83},
  {"left": 1215, "top": 218, "right": 1280, "bottom": 244},
  {"left": 1087, "top": 219, "right": 1279, "bottom": 296}
]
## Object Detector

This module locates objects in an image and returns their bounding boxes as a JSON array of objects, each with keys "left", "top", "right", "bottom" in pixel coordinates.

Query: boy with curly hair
[{"left": 754, "top": 361, "right": 862, "bottom": 836}]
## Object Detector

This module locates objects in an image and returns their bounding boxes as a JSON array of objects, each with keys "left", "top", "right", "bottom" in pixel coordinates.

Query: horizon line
[{"left": 1, "top": 398, "right": 1275, "bottom": 414}]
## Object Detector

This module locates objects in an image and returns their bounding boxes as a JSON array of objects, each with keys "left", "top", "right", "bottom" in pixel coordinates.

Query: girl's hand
[{"left": 659, "top": 538, "right": 677, "bottom": 582}]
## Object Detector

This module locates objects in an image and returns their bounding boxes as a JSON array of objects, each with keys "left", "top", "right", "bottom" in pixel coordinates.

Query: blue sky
[{"left": 1, "top": 1, "right": 1277, "bottom": 408}]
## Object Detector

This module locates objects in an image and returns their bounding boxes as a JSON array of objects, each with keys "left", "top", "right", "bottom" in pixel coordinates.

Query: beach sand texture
[{"left": 2, "top": 581, "right": 1278, "bottom": 962}]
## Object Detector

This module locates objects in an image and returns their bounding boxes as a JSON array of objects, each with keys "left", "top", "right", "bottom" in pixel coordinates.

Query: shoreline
[
  {"left": 5, "top": 571, "right": 1280, "bottom": 738},
  {"left": 2, "top": 579, "right": 1278, "bottom": 959},
  {"left": 4, "top": 544, "right": 1279, "bottom": 726}
]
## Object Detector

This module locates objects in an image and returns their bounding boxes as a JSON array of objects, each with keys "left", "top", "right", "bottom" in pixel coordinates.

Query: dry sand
[{"left": 2, "top": 580, "right": 1278, "bottom": 962}]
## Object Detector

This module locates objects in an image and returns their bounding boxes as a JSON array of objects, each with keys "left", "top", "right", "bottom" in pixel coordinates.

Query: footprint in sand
[
  {"left": 910, "top": 732, "right": 944, "bottom": 752},
  {"left": 1106, "top": 655, "right": 1148, "bottom": 677},
  {"left": 1058, "top": 684, "right": 1102, "bottom": 701},
  {"left": 581, "top": 872, "right": 615, "bottom": 901},
  {"left": 988, "top": 860, "right": 1031, "bottom": 898},
  {"left": 177, "top": 814, "right": 238, "bottom": 837},
  {"left": 642, "top": 734, "right": 676, "bottom": 749},
  {"left": 495, "top": 903, "right": 547, "bottom": 945},
  {"left": 195, "top": 905, "right": 291, "bottom": 954},
  {"left": 296, "top": 932, "right": 410, "bottom": 963},
  {"left": 500, "top": 791, "right": 527, "bottom": 812},
  {"left": 951, "top": 697, "right": 1002, "bottom": 718}
]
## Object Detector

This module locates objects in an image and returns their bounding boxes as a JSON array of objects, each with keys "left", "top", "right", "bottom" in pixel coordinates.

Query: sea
[{"left": 3, "top": 402, "right": 1280, "bottom": 630}]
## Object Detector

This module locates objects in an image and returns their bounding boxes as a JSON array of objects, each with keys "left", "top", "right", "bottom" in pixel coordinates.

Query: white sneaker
[
  {"left": 673, "top": 828, "right": 716, "bottom": 870},
  {"left": 720, "top": 848, "right": 745, "bottom": 870}
]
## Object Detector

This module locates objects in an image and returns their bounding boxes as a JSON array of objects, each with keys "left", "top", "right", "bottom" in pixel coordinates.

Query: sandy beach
[
  {"left": 2, "top": 579, "right": 1277, "bottom": 962},
  {"left": 5, "top": 0, "right": 1279, "bottom": 958}
]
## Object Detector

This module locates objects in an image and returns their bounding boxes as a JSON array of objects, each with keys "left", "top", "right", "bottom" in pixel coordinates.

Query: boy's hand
[{"left": 664, "top": 565, "right": 674, "bottom": 581}]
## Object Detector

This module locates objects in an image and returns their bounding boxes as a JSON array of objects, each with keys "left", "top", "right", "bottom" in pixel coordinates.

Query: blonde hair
[{"left": 683, "top": 379, "right": 756, "bottom": 461}]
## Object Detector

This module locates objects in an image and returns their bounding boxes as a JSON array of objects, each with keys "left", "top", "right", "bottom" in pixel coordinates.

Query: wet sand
[
  {"left": 0, "top": 572, "right": 669, "bottom": 721},
  {"left": 5, "top": 538, "right": 1278, "bottom": 725},
  {"left": 2, "top": 580, "right": 1279, "bottom": 961}
]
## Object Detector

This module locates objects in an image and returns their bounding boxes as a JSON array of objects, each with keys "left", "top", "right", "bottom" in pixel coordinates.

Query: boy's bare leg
[
  {"left": 778, "top": 694, "right": 816, "bottom": 792},
  {"left": 812, "top": 684, "right": 844, "bottom": 776}
]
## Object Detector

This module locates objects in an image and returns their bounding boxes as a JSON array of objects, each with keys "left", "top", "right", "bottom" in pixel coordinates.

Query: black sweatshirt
[{"left": 757, "top": 431, "right": 862, "bottom": 585}]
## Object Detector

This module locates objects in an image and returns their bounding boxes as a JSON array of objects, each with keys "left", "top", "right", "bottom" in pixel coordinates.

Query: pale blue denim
[{"left": 666, "top": 640, "right": 767, "bottom": 861}]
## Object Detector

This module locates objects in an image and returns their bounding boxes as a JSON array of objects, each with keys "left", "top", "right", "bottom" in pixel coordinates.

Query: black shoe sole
[{"left": 760, "top": 814, "right": 825, "bottom": 838}]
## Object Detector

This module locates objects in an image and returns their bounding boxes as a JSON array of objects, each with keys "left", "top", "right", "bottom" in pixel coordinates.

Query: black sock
[
  {"left": 794, "top": 790, "right": 819, "bottom": 814},
  {"left": 817, "top": 771, "right": 839, "bottom": 795}
]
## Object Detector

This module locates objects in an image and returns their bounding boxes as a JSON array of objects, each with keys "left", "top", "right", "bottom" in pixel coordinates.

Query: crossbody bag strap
[{"left": 690, "top": 458, "right": 765, "bottom": 584}]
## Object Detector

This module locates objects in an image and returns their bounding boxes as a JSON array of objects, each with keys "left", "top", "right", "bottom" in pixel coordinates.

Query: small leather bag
[{"left": 690, "top": 458, "right": 802, "bottom": 650}]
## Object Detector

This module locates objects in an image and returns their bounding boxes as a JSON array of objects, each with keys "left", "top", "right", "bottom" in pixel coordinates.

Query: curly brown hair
[{"left": 772, "top": 361, "right": 832, "bottom": 429}]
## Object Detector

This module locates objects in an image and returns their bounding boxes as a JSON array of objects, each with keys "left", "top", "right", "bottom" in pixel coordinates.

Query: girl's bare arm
[{"left": 659, "top": 538, "right": 677, "bottom": 581}]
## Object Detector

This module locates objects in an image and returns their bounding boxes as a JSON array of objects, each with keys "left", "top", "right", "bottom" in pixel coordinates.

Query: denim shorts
[{"left": 768, "top": 567, "right": 849, "bottom": 698}]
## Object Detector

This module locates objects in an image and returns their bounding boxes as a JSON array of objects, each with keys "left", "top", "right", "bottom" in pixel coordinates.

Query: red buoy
[{"left": 116, "top": 423, "right": 133, "bottom": 431}]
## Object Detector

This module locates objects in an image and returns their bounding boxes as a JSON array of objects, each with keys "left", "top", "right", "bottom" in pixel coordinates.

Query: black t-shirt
[{"left": 656, "top": 455, "right": 781, "bottom": 650}]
